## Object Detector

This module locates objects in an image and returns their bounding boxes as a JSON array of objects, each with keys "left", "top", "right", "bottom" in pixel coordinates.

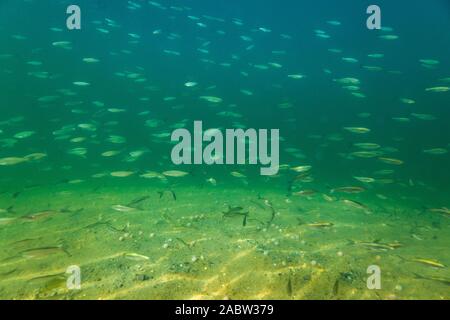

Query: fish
[
  {"left": 102, "top": 150, "right": 122, "bottom": 157},
  {"left": 76, "top": 123, "right": 94, "bottom": 132},
  {"left": 107, "top": 135, "right": 127, "bottom": 144},
  {"left": 21, "top": 210, "right": 59, "bottom": 221},
  {"left": 378, "top": 157, "right": 404, "bottom": 165},
  {"left": 96, "top": 28, "right": 110, "bottom": 34},
  {"left": 287, "top": 274, "right": 293, "bottom": 297},
  {"left": 28, "top": 273, "right": 67, "bottom": 292},
  {"left": 410, "top": 258, "right": 446, "bottom": 268},
  {"left": 342, "top": 57, "right": 358, "bottom": 63},
  {"left": 242, "top": 214, "right": 247, "bottom": 227},
  {"left": 230, "top": 171, "right": 247, "bottom": 178},
  {"left": 0, "top": 157, "right": 29, "bottom": 166},
  {"left": 290, "top": 165, "right": 312, "bottom": 173},
  {"left": 223, "top": 205, "right": 249, "bottom": 218},
  {"left": 374, "top": 169, "right": 395, "bottom": 176},
  {"left": 0, "top": 269, "right": 17, "bottom": 276},
  {"left": 413, "top": 273, "right": 450, "bottom": 286},
  {"left": 362, "top": 66, "right": 382, "bottom": 72},
  {"left": 341, "top": 199, "right": 369, "bottom": 211},
  {"left": 0, "top": 217, "right": 17, "bottom": 225},
  {"left": 353, "top": 176, "right": 375, "bottom": 183},
  {"left": 73, "top": 81, "right": 91, "bottom": 87},
  {"left": 10, "top": 237, "right": 42, "bottom": 247},
  {"left": 70, "top": 137, "right": 86, "bottom": 143},
  {"left": 111, "top": 205, "right": 137, "bottom": 212},
  {"left": 423, "top": 148, "right": 447, "bottom": 155},
  {"left": 315, "top": 33, "right": 330, "bottom": 39},
  {"left": 353, "top": 143, "right": 381, "bottom": 150},
  {"left": 107, "top": 108, "right": 126, "bottom": 113},
  {"left": 199, "top": 96, "right": 223, "bottom": 103},
  {"left": 20, "top": 245, "right": 70, "bottom": 259},
  {"left": 411, "top": 113, "right": 437, "bottom": 121},
  {"left": 351, "top": 151, "right": 383, "bottom": 158},
  {"left": 379, "top": 34, "right": 399, "bottom": 40},
  {"left": 293, "top": 190, "right": 317, "bottom": 196},
  {"left": 367, "top": 53, "right": 384, "bottom": 59},
  {"left": 259, "top": 27, "right": 272, "bottom": 33},
  {"left": 83, "top": 57, "right": 100, "bottom": 63},
  {"left": 268, "top": 62, "right": 282, "bottom": 68},
  {"left": 158, "top": 190, "right": 177, "bottom": 201},
  {"left": 348, "top": 240, "right": 400, "bottom": 251},
  {"left": 342, "top": 85, "right": 360, "bottom": 91},
  {"left": 322, "top": 194, "right": 335, "bottom": 202},
  {"left": 398, "top": 248, "right": 444, "bottom": 267},
  {"left": 420, "top": 59, "right": 439, "bottom": 65},
  {"left": 331, "top": 186, "right": 365, "bottom": 194},
  {"left": 351, "top": 92, "right": 366, "bottom": 98},
  {"left": 332, "top": 279, "right": 340, "bottom": 296},
  {"left": 124, "top": 253, "right": 150, "bottom": 261},
  {"left": 84, "top": 220, "right": 127, "bottom": 233},
  {"left": 240, "top": 89, "right": 253, "bottom": 96},
  {"left": 400, "top": 98, "right": 415, "bottom": 104},
  {"left": 14, "top": 131, "right": 35, "bottom": 139},
  {"left": 290, "top": 172, "right": 311, "bottom": 184},
  {"left": 52, "top": 41, "right": 72, "bottom": 49},
  {"left": 343, "top": 127, "right": 371, "bottom": 134},
  {"left": 428, "top": 207, "right": 450, "bottom": 216},
  {"left": 304, "top": 222, "right": 334, "bottom": 228},
  {"left": 67, "top": 148, "right": 87, "bottom": 157},
  {"left": 392, "top": 117, "right": 410, "bottom": 122},
  {"left": 334, "top": 78, "right": 360, "bottom": 85},
  {"left": 175, "top": 238, "right": 193, "bottom": 249},
  {"left": 162, "top": 170, "right": 189, "bottom": 177},
  {"left": 110, "top": 171, "right": 135, "bottom": 177},
  {"left": 327, "top": 20, "right": 341, "bottom": 26},
  {"left": 127, "top": 196, "right": 150, "bottom": 207},
  {"left": 129, "top": 149, "right": 148, "bottom": 158},
  {"left": 0, "top": 205, "right": 14, "bottom": 212},
  {"left": 287, "top": 74, "right": 305, "bottom": 79},
  {"left": 140, "top": 171, "right": 166, "bottom": 179},
  {"left": 425, "top": 86, "right": 449, "bottom": 93}
]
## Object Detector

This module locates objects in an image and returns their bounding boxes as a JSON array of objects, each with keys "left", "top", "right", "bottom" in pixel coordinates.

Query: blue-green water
[{"left": 0, "top": 0, "right": 449, "bottom": 300}]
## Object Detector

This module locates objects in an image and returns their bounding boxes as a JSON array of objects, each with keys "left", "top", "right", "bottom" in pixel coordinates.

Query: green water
[{"left": 0, "top": 0, "right": 449, "bottom": 300}]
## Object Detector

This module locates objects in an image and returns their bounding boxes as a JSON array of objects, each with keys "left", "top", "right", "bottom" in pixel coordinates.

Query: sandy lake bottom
[{"left": 0, "top": 177, "right": 448, "bottom": 300}]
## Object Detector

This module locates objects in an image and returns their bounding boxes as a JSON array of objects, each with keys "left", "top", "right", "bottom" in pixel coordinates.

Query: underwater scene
[{"left": 0, "top": 0, "right": 449, "bottom": 300}]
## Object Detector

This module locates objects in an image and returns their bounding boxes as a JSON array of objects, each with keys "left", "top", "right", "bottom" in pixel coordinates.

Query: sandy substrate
[{"left": 0, "top": 178, "right": 449, "bottom": 300}]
